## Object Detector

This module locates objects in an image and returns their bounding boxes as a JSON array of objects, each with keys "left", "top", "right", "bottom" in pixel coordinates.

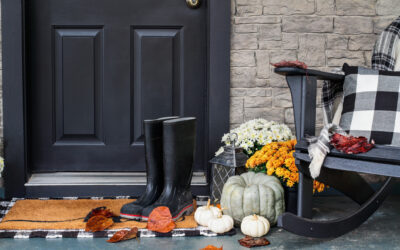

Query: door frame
[{"left": 2, "top": 0, "right": 231, "bottom": 198}]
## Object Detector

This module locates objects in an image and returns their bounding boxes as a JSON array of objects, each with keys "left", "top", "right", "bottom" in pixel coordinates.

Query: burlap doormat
[
  {"left": 0, "top": 197, "right": 236, "bottom": 239},
  {"left": 0, "top": 199, "right": 197, "bottom": 230}
]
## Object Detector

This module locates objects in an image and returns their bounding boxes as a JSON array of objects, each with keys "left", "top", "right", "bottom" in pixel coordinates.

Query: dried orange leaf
[
  {"left": 107, "top": 227, "right": 138, "bottom": 243},
  {"left": 216, "top": 204, "right": 221, "bottom": 209},
  {"left": 271, "top": 60, "right": 307, "bottom": 69},
  {"left": 84, "top": 206, "right": 116, "bottom": 222},
  {"left": 200, "top": 245, "right": 223, "bottom": 250},
  {"left": 193, "top": 199, "right": 197, "bottom": 211},
  {"left": 239, "top": 236, "right": 270, "bottom": 248},
  {"left": 147, "top": 206, "right": 176, "bottom": 233},
  {"left": 330, "top": 133, "right": 374, "bottom": 154},
  {"left": 91, "top": 207, "right": 115, "bottom": 218},
  {"left": 85, "top": 215, "right": 114, "bottom": 232}
]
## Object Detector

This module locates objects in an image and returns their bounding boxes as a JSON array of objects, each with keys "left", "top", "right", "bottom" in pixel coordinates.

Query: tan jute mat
[{"left": 0, "top": 199, "right": 198, "bottom": 230}]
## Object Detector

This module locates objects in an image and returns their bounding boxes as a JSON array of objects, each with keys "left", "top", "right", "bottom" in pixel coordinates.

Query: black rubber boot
[
  {"left": 120, "top": 116, "right": 178, "bottom": 220},
  {"left": 141, "top": 117, "right": 196, "bottom": 221}
]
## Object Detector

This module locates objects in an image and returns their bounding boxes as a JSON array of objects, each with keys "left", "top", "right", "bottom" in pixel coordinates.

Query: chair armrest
[
  {"left": 274, "top": 67, "right": 345, "bottom": 139},
  {"left": 274, "top": 67, "right": 345, "bottom": 81}
]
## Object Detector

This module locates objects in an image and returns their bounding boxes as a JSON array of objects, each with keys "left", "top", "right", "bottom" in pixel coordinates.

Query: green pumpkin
[{"left": 221, "top": 171, "right": 285, "bottom": 225}]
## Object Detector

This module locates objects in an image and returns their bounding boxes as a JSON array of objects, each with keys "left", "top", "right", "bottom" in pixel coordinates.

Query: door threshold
[{"left": 26, "top": 172, "right": 208, "bottom": 186}]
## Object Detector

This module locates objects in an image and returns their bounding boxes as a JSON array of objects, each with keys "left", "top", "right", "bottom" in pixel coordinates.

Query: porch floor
[{"left": 0, "top": 195, "right": 399, "bottom": 249}]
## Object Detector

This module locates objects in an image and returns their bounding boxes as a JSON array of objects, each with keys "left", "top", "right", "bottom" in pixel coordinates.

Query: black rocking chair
[{"left": 274, "top": 67, "right": 399, "bottom": 238}]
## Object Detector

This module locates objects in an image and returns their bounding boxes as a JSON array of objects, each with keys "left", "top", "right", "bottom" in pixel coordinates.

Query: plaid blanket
[
  {"left": 372, "top": 16, "right": 400, "bottom": 71},
  {"left": 308, "top": 16, "right": 400, "bottom": 178}
]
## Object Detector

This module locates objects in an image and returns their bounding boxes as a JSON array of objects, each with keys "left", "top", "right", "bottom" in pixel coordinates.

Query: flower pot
[{"left": 284, "top": 186, "right": 298, "bottom": 214}]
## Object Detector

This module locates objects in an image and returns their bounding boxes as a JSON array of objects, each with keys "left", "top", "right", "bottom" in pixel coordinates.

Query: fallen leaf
[
  {"left": 107, "top": 227, "right": 138, "bottom": 243},
  {"left": 84, "top": 207, "right": 116, "bottom": 222},
  {"left": 216, "top": 204, "right": 221, "bottom": 209},
  {"left": 193, "top": 199, "right": 197, "bottom": 211},
  {"left": 147, "top": 206, "right": 176, "bottom": 233},
  {"left": 330, "top": 133, "right": 374, "bottom": 154},
  {"left": 85, "top": 215, "right": 114, "bottom": 232},
  {"left": 238, "top": 236, "right": 270, "bottom": 248},
  {"left": 200, "top": 245, "right": 223, "bottom": 250},
  {"left": 271, "top": 60, "right": 308, "bottom": 69}
]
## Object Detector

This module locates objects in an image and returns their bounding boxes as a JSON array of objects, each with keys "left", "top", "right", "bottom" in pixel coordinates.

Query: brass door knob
[{"left": 186, "top": 0, "right": 201, "bottom": 9}]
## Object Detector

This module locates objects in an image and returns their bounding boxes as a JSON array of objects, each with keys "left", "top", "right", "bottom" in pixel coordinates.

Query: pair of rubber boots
[{"left": 120, "top": 117, "right": 196, "bottom": 221}]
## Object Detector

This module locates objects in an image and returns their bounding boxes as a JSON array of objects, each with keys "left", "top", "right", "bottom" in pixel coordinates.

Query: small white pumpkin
[
  {"left": 208, "top": 214, "right": 234, "bottom": 234},
  {"left": 194, "top": 199, "right": 222, "bottom": 226},
  {"left": 241, "top": 214, "right": 270, "bottom": 237}
]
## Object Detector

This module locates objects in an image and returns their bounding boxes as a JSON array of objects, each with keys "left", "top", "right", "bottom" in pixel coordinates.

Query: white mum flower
[{"left": 215, "top": 119, "right": 294, "bottom": 155}]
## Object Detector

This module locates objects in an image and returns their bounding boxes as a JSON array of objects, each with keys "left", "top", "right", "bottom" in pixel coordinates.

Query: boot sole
[
  {"left": 141, "top": 203, "right": 194, "bottom": 222},
  {"left": 119, "top": 213, "right": 142, "bottom": 220}
]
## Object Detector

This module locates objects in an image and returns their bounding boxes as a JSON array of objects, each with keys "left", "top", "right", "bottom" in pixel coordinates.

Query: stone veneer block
[
  {"left": 299, "top": 34, "right": 326, "bottom": 50},
  {"left": 348, "top": 34, "right": 377, "bottom": 51},
  {"left": 231, "top": 67, "right": 257, "bottom": 88},
  {"left": 334, "top": 17, "right": 373, "bottom": 34},
  {"left": 326, "top": 50, "right": 365, "bottom": 66},
  {"left": 234, "top": 16, "right": 281, "bottom": 24},
  {"left": 259, "top": 24, "right": 282, "bottom": 41},
  {"left": 336, "top": 0, "right": 376, "bottom": 16},
  {"left": 231, "top": 51, "right": 256, "bottom": 67},
  {"left": 236, "top": 5, "right": 263, "bottom": 16},
  {"left": 327, "top": 34, "right": 349, "bottom": 50},
  {"left": 269, "top": 50, "right": 297, "bottom": 64},
  {"left": 234, "top": 24, "right": 258, "bottom": 33},
  {"left": 376, "top": 0, "right": 400, "bottom": 15},
  {"left": 262, "top": 0, "right": 315, "bottom": 15},
  {"left": 255, "top": 51, "right": 270, "bottom": 79},
  {"left": 272, "top": 88, "right": 292, "bottom": 108},
  {"left": 283, "top": 16, "right": 334, "bottom": 33},
  {"left": 316, "top": 0, "right": 335, "bottom": 15},
  {"left": 236, "top": 0, "right": 262, "bottom": 5},
  {"left": 231, "top": 33, "right": 258, "bottom": 50}
]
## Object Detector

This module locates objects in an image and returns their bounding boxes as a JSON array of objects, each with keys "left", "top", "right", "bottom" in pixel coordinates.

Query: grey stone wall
[{"left": 230, "top": 0, "right": 399, "bottom": 133}]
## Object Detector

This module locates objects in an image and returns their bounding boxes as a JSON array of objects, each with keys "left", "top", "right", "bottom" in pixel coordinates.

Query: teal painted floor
[{"left": 0, "top": 195, "right": 399, "bottom": 249}]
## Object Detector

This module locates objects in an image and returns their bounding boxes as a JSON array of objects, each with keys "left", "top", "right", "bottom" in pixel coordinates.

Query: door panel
[
  {"left": 131, "top": 29, "right": 182, "bottom": 143},
  {"left": 54, "top": 28, "right": 104, "bottom": 145},
  {"left": 27, "top": 0, "right": 206, "bottom": 172}
]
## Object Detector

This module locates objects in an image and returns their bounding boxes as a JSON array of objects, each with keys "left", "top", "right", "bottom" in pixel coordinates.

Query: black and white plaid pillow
[{"left": 340, "top": 63, "right": 400, "bottom": 146}]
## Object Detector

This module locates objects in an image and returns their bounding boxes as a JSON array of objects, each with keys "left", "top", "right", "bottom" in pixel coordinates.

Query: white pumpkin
[
  {"left": 221, "top": 171, "right": 285, "bottom": 225},
  {"left": 194, "top": 199, "right": 222, "bottom": 226},
  {"left": 207, "top": 214, "right": 234, "bottom": 234},
  {"left": 241, "top": 214, "right": 270, "bottom": 237}
]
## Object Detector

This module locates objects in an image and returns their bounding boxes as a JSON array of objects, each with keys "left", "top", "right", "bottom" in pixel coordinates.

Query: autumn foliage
[
  {"left": 147, "top": 206, "right": 176, "bottom": 233},
  {"left": 107, "top": 227, "right": 138, "bottom": 243},
  {"left": 238, "top": 236, "right": 270, "bottom": 248},
  {"left": 271, "top": 60, "right": 308, "bottom": 69},
  {"left": 330, "top": 133, "right": 374, "bottom": 154},
  {"left": 84, "top": 207, "right": 139, "bottom": 244},
  {"left": 85, "top": 207, "right": 115, "bottom": 220},
  {"left": 85, "top": 215, "right": 114, "bottom": 232},
  {"left": 200, "top": 245, "right": 223, "bottom": 250}
]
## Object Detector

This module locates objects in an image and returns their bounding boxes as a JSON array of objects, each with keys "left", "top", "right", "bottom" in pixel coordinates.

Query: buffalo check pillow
[{"left": 340, "top": 63, "right": 400, "bottom": 146}]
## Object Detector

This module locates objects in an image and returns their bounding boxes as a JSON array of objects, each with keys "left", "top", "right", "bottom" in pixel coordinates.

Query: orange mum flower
[{"left": 245, "top": 139, "right": 326, "bottom": 192}]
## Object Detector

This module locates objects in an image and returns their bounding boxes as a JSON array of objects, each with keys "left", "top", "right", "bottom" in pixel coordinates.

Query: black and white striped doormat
[{"left": 0, "top": 196, "right": 236, "bottom": 239}]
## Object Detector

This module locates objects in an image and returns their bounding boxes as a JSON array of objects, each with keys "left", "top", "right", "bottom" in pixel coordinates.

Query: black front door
[{"left": 27, "top": 0, "right": 206, "bottom": 172}]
